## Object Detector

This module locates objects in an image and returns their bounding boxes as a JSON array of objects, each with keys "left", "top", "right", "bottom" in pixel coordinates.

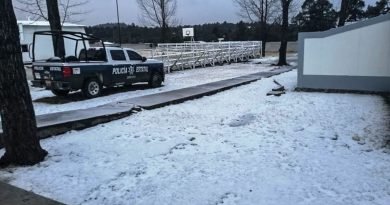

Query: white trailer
[{"left": 17, "top": 20, "right": 88, "bottom": 64}]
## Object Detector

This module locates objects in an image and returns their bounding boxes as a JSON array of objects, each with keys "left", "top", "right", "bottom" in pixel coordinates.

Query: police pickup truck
[{"left": 31, "top": 31, "right": 164, "bottom": 98}]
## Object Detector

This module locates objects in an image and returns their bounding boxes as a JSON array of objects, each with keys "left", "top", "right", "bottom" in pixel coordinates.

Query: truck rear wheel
[
  {"left": 82, "top": 78, "right": 102, "bottom": 98},
  {"left": 149, "top": 72, "right": 163, "bottom": 88},
  {"left": 51, "top": 89, "right": 69, "bottom": 97}
]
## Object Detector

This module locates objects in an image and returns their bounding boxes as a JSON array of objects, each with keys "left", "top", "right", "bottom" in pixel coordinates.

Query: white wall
[
  {"left": 20, "top": 25, "right": 88, "bottom": 63},
  {"left": 303, "top": 20, "right": 390, "bottom": 77}
]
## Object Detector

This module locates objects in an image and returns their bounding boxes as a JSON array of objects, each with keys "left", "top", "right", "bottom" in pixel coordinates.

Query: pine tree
[
  {"left": 339, "top": 0, "right": 365, "bottom": 26},
  {"left": 295, "top": 0, "right": 338, "bottom": 32},
  {"left": 365, "top": 0, "right": 390, "bottom": 18},
  {"left": 348, "top": 0, "right": 365, "bottom": 21},
  {"left": 235, "top": 21, "right": 249, "bottom": 41}
]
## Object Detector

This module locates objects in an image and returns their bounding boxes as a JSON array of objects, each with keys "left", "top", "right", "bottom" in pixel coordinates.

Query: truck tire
[
  {"left": 149, "top": 72, "right": 163, "bottom": 88},
  {"left": 51, "top": 89, "right": 69, "bottom": 97},
  {"left": 82, "top": 78, "right": 102, "bottom": 98}
]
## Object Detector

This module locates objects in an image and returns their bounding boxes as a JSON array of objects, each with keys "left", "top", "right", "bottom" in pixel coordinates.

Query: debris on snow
[
  {"left": 267, "top": 79, "right": 286, "bottom": 96},
  {"left": 266, "top": 90, "right": 285, "bottom": 97},
  {"left": 352, "top": 135, "right": 361, "bottom": 142}
]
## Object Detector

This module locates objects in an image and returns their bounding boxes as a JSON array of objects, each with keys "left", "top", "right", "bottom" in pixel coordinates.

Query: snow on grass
[
  {"left": 31, "top": 60, "right": 276, "bottom": 115},
  {"left": 251, "top": 54, "right": 298, "bottom": 66},
  {"left": 1, "top": 70, "right": 389, "bottom": 205}
]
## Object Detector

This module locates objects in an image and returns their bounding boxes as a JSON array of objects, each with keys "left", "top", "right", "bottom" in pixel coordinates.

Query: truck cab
[{"left": 31, "top": 31, "right": 164, "bottom": 98}]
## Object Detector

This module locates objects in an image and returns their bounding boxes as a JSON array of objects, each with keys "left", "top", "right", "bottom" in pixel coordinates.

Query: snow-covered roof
[{"left": 17, "top": 20, "right": 85, "bottom": 27}]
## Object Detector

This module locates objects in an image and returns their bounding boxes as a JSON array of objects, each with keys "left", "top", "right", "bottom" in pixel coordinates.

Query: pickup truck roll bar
[{"left": 32, "top": 30, "right": 106, "bottom": 63}]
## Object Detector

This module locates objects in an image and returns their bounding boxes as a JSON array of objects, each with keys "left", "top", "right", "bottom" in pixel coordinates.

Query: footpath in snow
[{"left": 1, "top": 70, "right": 389, "bottom": 205}]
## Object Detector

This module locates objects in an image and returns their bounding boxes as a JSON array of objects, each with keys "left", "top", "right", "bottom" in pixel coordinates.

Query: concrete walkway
[
  {"left": 0, "top": 67, "right": 292, "bottom": 205},
  {"left": 0, "top": 181, "right": 64, "bottom": 205}
]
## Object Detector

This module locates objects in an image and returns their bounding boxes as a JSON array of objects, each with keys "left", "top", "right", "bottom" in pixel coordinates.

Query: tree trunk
[
  {"left": 277, "top": 0, "right": 291, "bottom": 66},
  {"left": 338, "top": 0, "right": 349, "bottom": 27},
  {"left": 260, "top": 22, "right": 267, "bottom": 57},
  {"left": 0, "top": 0, "right": 47, "bottom": 167},
  {"left": 160, "top": 0, "right": 168, "bottom": 43},
  {"left": 161, "top": 24, "right": 168, "bottom": 43},
  {"left": 259, "top": 0, "right": 267, "bottom": 57},
  {"left": 46, "top": 0, "right": 66, "bottom": 58}
]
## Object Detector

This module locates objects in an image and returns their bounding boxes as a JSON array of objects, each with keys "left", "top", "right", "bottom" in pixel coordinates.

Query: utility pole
[{"left": 116, "top": 0, "right": 122, "bottom": 46}]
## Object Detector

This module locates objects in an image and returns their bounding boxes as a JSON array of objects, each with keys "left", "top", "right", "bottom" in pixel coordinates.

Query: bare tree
[
  {"left": 15, "top": 0, "right": 89, "bottom": 24},
  {"left": 277, "top": 0, "right": 293, "bottom": 66},
  {"left": 15, "top": 0, "right": 88, "bottom": 57},
  {"left": 47, "top": 0, "right": 66, "bottom": 58},
  {"left": 0, "top": 0, "right": 47, "bottom": 167},
  {"left": 233, "top": 0, "right": 279, "bottom": 57},
  {"left": 136, "top": 0, "right": 178, "bottom": 43}
]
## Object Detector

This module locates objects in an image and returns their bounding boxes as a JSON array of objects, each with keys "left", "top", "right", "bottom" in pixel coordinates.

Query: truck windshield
[{"left": 79, "top": 48, "right": 107, "bottom": 61}]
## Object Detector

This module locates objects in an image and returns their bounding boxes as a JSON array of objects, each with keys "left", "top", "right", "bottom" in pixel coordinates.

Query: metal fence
[{"left": 147, "top": 41, "right": 262, "bottom": 73}]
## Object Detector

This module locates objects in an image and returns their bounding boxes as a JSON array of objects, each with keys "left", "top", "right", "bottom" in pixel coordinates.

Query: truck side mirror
[{"left": 142, "top": 57, "right": 147, "bottom": 62}]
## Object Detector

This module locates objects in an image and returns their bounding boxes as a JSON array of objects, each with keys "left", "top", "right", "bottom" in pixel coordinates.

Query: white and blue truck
[{"left": 31, "top": 31, "right": 165, "bottom": 98}]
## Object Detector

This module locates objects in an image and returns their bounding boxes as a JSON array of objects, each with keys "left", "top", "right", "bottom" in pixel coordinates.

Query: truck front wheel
[
  {"left": 51, "top": 89, "right": 69, "bottom": 97},
  {"left": 82, "top": 78, "right": 102, "bottom": 98},
  {"left": 149, "top": 72, "right": 163, "bottom": 88}
]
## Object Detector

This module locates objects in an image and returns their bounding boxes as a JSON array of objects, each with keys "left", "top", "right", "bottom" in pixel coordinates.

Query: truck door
[
  {"left": 126, "top": 50, "right": 149, "bottom": 82},
  {"left": 110, "top": 50, "right": 130, "bottom": 86}
]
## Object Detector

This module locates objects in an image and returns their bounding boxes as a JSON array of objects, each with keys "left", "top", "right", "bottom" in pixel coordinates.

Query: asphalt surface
[{"left": 0, "top": 181, "right": 65, "bottom": 205}]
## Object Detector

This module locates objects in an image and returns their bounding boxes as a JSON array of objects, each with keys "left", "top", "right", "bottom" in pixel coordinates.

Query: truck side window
[
  {"left": 127, "top": 50, "right": 143, "bottom": 61},
  {"left": 110, "top": 50, "right": 127, "bottom": 61},
  {"left": 79, "top": 48, "right": 106, "bottom": 61}
]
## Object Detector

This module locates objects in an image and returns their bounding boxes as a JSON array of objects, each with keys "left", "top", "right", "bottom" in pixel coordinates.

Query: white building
[
  {"left": 297, "top": 14, "right": 390, "bottom": 92},
  {"left": 17, "top": 20, "right": 87, "bottom": 63}
]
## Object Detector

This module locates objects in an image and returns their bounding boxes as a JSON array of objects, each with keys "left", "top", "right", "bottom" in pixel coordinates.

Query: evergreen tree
[
  {"left": 339, "top": 0, "right": 365, "bottom": 26},
  {"left": 212, "top": 25, "right": 221, "bottom": 40},
  {"left": 348, "top": 0, "right": 365, "bottom": 21},
  {"left": 295, "top": 0, "right": 337, "bottom": 32},
  {"left": 235, "top": 21, "right": 249, "bottom": 41},
  {"left": 365, "top": 0, "right": 390, "bottom": 18},
  {"left": 86, "top": 21, "right": 299, "bottom": 44}
]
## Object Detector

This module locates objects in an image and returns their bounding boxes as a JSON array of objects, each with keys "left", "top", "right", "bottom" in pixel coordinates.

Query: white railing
[{"left": 148, "top": 41, "right": 262, "bottom": 73}]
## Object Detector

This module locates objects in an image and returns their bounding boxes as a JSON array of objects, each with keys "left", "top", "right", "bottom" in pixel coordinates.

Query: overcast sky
[{"left": 15, "top": 0, "right": 378, "bottom": 26}]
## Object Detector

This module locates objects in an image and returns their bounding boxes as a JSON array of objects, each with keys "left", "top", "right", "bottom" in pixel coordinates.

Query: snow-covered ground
[
  {"left": 30, "top": 60, "right": 283, "bottom": 115},
  {"left": 1, "top": 70, "right": 389, "bottom": 205}
]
